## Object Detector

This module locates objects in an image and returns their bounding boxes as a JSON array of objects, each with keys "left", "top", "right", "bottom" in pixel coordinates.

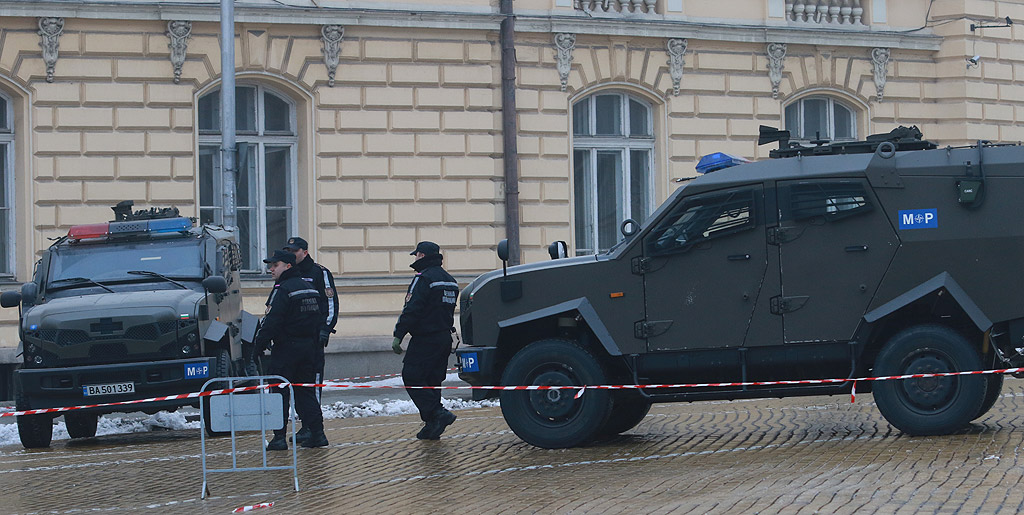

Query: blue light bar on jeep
[
  {"left": 68, "top": 217, "right": 192, "bottom": 241},
  {"left": 148, "top": 217, "right": 193, "bottom": 234},
  {"left": 695, "top": 152, "right": 751, "bottom": 174}
]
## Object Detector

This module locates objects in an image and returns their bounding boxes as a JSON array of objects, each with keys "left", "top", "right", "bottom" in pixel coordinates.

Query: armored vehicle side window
[
  {"left": 781, "top": 181, "right": 871, "bottom": 222},
  {"left": 646, "top": 188, "right": 758, "bottom": 256}
]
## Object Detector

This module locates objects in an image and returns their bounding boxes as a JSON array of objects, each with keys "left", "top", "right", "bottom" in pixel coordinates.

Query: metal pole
[
  {"left": 500, "top": 0, "right": 521, "bottom": 265},
  {"left": 220, "top": 0, "right": 237, "bottom": 230}
]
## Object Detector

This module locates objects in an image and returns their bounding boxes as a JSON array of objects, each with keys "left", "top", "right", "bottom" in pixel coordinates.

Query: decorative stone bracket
[
  {"left": 767, "top": 42, "right": 786, "bottom": 99},
  {"left": 166, "top": 21, "right": 192, "bottom": 84},
  {"left": 554, "top": 33, "right": 576, "bottom": 92},
  {"left": 38, "top": 17, "right": 64, "bottom": 83},
  {"left": 666, "top": 38, "right": 687, "bottom": 96},
  {"left": 321, "top": 24, "right": 344, "bottom": 87},
  {"left": 872, "top": 47, "right": 889, "bottom": 102}
]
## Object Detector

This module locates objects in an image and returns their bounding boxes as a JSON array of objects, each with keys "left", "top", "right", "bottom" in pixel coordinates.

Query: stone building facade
[{"left": 0, "top": 0, "right": 1021, "bottom": 379}]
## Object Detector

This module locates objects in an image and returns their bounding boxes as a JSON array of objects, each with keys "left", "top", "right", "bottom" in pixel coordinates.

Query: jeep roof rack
[
  {"left": 760, "top": 125, "right": 938, "bottom": 159},
  {"left": 111, "top": 200, "right": 181, "bottom": 222}
]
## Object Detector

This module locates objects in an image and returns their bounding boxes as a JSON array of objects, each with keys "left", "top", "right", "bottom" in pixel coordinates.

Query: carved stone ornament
[
  {"left": 871, "top": 47, "right": 890, "bottom": 102},
  {"left": 38, "top": 17, "right": 64, "bottom": 83},
  {"left": 554, "top": 33, "right": 576, "bottom": 92},
  {"left": 166, "top": 21, "right": 192, "bottom": 84},
  {"left": 666, "top": 38, "right": 687, "bottom": 96},
  {"left": 766, "top": 42, "right": 787, "bottom": 99},
  {"left": 321, "top": 25, "right": 344, "bottom": 87}
]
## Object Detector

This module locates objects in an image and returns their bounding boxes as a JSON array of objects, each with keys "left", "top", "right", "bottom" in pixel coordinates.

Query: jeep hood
[
  {"left": 25, "top": 290, "right": 204, "bottom": 327},
  {"left": 465, "top": 255, "right": 599, "bottom": 297}
]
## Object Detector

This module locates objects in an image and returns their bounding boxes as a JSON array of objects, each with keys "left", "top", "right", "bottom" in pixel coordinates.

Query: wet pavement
[{"left": 4, "top": 381, "right": 1024, "bottom": 514}]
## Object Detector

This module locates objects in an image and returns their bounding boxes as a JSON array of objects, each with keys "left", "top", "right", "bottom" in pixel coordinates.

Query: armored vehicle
[
  {"left": 0, "top": 201, "right": 258, "bottom": 448},
  {"left": 457, "top": 127, "right": 1024, "bottom": 449}
]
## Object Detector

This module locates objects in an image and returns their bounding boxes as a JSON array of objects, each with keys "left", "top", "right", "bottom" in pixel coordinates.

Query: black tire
[
  {"left": 202, "top": 348, "right": 233, "bottom": 437},
  {"left": 14, "top": 379, "right": 53, "bottom": 449},
  {"left": 973, "top": 372, "right": 1003, "bottom": 421},
  {"left": 599, "top": 390, "right": 652, "bottom": 435},
  {"left": 65, "top": 412, "right": 99, "bottom": 439},
  {"left": 873, "top": 325, "right": 986, "bottom": 436},
  {"left": 499, "top": 339, "right": 612, "bottom": 449}
]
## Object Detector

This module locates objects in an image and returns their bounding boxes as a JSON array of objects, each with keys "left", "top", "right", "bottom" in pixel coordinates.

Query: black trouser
[
  {"left": 269, "top": 337, "right": 323, "bottom": 436},
  {"left": 402, "top": 332, "right": 452, "bottom": 422},
  {"left": 314, "top": 343, "right": 325, "bottom": 403}
]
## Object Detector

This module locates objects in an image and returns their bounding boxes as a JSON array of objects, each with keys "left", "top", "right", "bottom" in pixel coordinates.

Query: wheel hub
[
  {"left": 528, "top": 370, "right": 578, "bottom": 420},
  {"left": 901, "top": 355, "right": 955, "bottom": 410}
]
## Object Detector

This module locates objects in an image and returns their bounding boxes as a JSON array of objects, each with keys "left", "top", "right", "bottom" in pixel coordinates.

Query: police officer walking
[
  {"left": 255, "top": 250, "right": 329, "bottom": 450},
  {"left": 392, "top": 241, "right": 460, "bottom": 440},
  {"left": 282, "top": 236, "right": 338, "bottom": 445}
]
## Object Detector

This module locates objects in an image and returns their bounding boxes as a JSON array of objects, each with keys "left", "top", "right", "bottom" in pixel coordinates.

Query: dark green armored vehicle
[
  {"left": 0, "top": 202, "right": 259, "bottom": 448},
  {"left": 457, "top": 127, "right": 1024, "bottom": 448}
]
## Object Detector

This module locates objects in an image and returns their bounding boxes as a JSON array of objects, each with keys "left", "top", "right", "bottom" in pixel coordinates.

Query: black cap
[
  {"left": 283, "top": 236, "right": 308, "bottom": 251},
  {"left": 410, "top": 241, "right": 440, "bottom": 256},
  {"left": 263, "top": 249, "right": 296, "bottom": 265}
]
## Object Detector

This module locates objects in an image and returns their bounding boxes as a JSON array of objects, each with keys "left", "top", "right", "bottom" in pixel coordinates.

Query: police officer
[
  {"left": 282, "top": 236, "right": 338, "bottom": 444},
  {"left": 392, "top": 241, "right": 459, "bottom": 440},
  {"left": 255, "top": 250, "right": 328, "bottom": 450}
]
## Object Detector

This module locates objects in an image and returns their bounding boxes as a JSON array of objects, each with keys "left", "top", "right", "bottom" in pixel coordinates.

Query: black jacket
[
  {"left": 393, "top": 254, "right": 458, "bottom": 339},
  {"left": 296, "top": 256, "right": 339, "bottom": 333},
  {"left": 255, "top": 265, "right": 322, "bottom": 347}
]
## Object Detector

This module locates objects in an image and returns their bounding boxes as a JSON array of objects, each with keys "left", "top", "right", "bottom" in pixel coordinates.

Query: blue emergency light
[
  {"left": 696, "top": 152, "right": 751, "bottom": 174},
  {"left": 68, "top": 217, "right": 193, "bottom": 241}
]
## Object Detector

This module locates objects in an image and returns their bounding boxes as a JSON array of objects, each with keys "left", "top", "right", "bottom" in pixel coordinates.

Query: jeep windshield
[{"left": 47, "top": 238, "right": 204, "bottom": 294}]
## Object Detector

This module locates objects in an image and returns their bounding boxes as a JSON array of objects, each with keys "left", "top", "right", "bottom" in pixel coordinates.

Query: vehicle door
[
  {"left": 774, "top": 179, "right": 898, "bottom": 343},
  {"left": 640, "top": 185, "right": 768, "bottom": 351}
]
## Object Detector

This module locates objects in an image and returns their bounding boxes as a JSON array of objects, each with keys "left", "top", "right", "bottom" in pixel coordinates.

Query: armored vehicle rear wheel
[
  {"left": 973, "top": 372, "right": 1003, "bottom": 421},
  {"left": 202, "top": 348, "right": 233, "bottom": 437},
  {"left": 599, "top": 391, "right": 651, "bottom": 435},
  {"left": 873, "top": 325, "right": 986, "bottom": 435},
  {"left": 499, "top": 339, "right": 612, "bottom": 449},
  {"left": 65, "top": 412, "right": 99, "bottom": 439}
]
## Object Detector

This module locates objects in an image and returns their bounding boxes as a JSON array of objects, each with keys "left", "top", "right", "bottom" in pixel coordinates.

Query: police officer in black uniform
[
  {"left": 282, "top": 236, "right": 339, "bottom": 444},
  {"left": 255, "top": 250, "right": 329, "bottom": 450},
  {"left": 392, "top": 241, "right": 459, "bottom": 440}
]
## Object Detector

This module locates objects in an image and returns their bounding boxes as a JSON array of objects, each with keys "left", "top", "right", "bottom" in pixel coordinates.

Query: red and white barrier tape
[
  {"left": 3, "top": 367, "right": 1021, "bottom": 419},
  {"left": 233, "top": 501, "right": 273, "bottom": 513}
]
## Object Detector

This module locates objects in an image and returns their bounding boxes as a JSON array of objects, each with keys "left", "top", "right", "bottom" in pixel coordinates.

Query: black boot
[
  {"left": 300, "top": 430, "right": 328, "bottom": 448},
  {"left": 267, "top": 434, "right": 288, "bottom": 451},
  {"left": 295, "top": 426, "right": 311, "bottom": 444},
  {"left": 421, "top": 409, "right": 457, "bottom": 440}
]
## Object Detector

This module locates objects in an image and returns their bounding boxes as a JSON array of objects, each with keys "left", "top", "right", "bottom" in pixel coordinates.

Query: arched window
[
  {"left": 197, "top": 85, "right": 297, "bottom": 272},
  {"left": 572, "top": 92, "right": 654, "bottom": 255},
  {"left": 0, "top": 92, "right": 13, "bottom": 276},
  {"left": 784, "top": 96, "right": 857, "bottom": 142}
]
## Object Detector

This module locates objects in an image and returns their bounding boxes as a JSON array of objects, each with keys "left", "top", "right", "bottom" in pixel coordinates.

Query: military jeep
[
  {"left": 457, "top": 127, "right": 1024, "bottom": 449},
  {"left": 0, "top": 201, "right": 258, "bottom": 448}
]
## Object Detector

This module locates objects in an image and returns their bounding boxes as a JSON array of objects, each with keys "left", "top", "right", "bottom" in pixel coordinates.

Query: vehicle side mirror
[
  {"left": 202, "top": 276, "right": 227, "bottom": 294},
  {"left": 20, "top": 283, "right": 37, "bottom": 305},
  {"left": 547, "top": 241, "right": 568, "bottom": 260},
  {"left": 620, "top": 218, "right": 639, "bottom": 238},
  {"left": 0, "top": 290, "right": 21, "bottom": 308},
  {"left": 497, "top": 239, "right": 509, "bottom": 262}
]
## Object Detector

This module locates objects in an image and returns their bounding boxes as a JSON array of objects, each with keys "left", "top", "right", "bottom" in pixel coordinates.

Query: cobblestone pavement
[{"left": 4, "top": 381, "right": 1024, "bottom": 514}]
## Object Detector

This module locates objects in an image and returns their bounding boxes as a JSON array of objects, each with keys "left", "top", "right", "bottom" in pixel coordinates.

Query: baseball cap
[
  {"left": 283, "top": 237, "right": 308, "bottom": 251},
  {"left": 263, "top": 249, "right": 296, "bottom": 265},
  {"left": 410, "top": 241, "right": 440, "bottom": 256}
]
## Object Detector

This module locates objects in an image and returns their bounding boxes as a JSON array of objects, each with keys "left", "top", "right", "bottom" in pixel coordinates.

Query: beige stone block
[
  {"left": 342, "top": 251, "right": 391, "bottom": 274},
  {"left": 444, "top": 202, "right": 499, "bottom": 224},
  {"left": 391, "top": 64, "right": 439, "bottom": 85},
  {"left": 318, "top": 86, "right": 362, "bottom": 107},
  {"left": 468, "top": 179, "right": 499, "bottom": 201},
  {"left": 53, "top": 58, "right": 115, "bottom": 79},
  {"left": 669, "top": 138, "right": 697, "bottom": 159},
  {"left": 999, "top": 83, "right": 1024, "bottom": 103},
  {"left": 35, "top": 205, "right": 58, "bottom": 228},
  {"left": 319, "top": 226, "right": 365, "bottom": 248},
  {"left": 416, "top": 41, "right": 465, "bottom": 61},
  {"left": 57, "top": 205, "right": 113, "bottom": 227},
  {"left": 117, "top": 107, "right": 172, "bottom": 129},
  {"left": 542, "top": 181, "right": 570, "bottom": 202},
  {"left": 172, "top": 108, "right": 193, "bottom": 130},
  {"left": 467, "top": 88, "right": 496, "bottom": 108},
  {"left": 366, "top": 180, "right": 416, "bottom": 201},
  {"left": 444, "top": 249, "right": 499, "bottom": 272},
  {"left": 34, "top": 82, "right": 81, "bottom": 105},
  {"left": 365, "top": 40, "right": 413, "bottom": 60},
  {"left": 467, "top": 134, "right": 499, "bottom": 155},
  {"left": 85, "top": 132, "right": 145, "bottom": 154},
  {"left": 83, "top": 180, "right": 147, "bottom": 202},
  {"left": 318, "top": 156, "right": 339, "bottom": 178},
  {"left": 57, "top": 107, "right": 114, "bottom": 129},
  {"left": 285, "top": 38, "right": 323, "bottom": 79},
  {"left": 366, "top": 134, "right": 415, "bottom": 155},
  {"left": 320, "top": 178, "right": 364, "bottom": 201},
  {"left": 300, "top": 63, "right": 329, "bottom": 88},
  {"left": 467, "top": 42, "right": 493, "bottom": 62},
  {"left": 755, "top": 97, "right": 782, "bottom": 117},
  {"left": 416, "top": 134, "right": 466, "bottom": 155},
  {"left": 316, "top": 203, "right": 338, "bottom": 228},
  {"left": 392, "top": 203, "right": 443, "bottom": 224},
  {"left": 418, "top": 180, "right": 468, "bottom": 201},
  {"left": 519, "top": 112, "right": 568, "bottom": 134},
  {"left": 340, "top": 157, "right": 389, "bottom": 177},
  {"left": 148, "top": 180, "right": 195, "bottom": 204},
  {"left": 999, "top": 123, "right": 1024, "bottom": 143},
  {"left": 443, "top": 156, "right": 499, "bottom": 178},
  {"left": 416, "top": 88, "right": 465, "bottom": 108},
  {"left": 696, "top": 96, "right": 754, "bottom": 116},
  {"left": 695, "top": 139, "right": 754, "bottom": 160},
  {"left": 540, "top": 136, "right": 568, "bottom": 157},
  {"left": 83, "top": 83, "right": 144, "bottom": 105},
  {"left": 0, "top": 31, "right": 37, "bottom": 73},
  {"left": 336, "top": 63, "right": 388, "bottom": 85},
  {"left": 468, "top": 226, "right": 498, "bottom": 247},
  {"left": 178, "top": 60, "right": 212, "bottom": 85},
  {"left": 115, "top": 58, "right": 177, "bottom": 80},
  {"left": 897, "top": 60, "right": 937, "bottom": 79},
  {"left": 539, "top": 90, "right": 569, "bottom": 113},
  {"left": 36, "top": 180, "right": 85, "bottom": 202},
  {"left": 173, "top": 156, "right": 194, "bottom": 179},
  {"left": 392, "top": 111, "right": 440, "bottom": 131},
  {"left": 442, "top": 64, "right": 495, "bottom": 86},
  {"left": 392, "top": 156, "right": 441, "bottom": 177},
  {"left": 267, "top": 37, "right": 289, "bottom": 72},
  {"left": 118, "top": 155, "right": 172, "bottom": 177},
  {"left": 34, "top": 156, "right": 56, "bottom": 179},
  {"left": 518, "top": 157, "right": 569, "bottom": 179},
  {"left": 339, "top": 110, "right": 388, "bottom": 131},
  {"left": 146, "top": 132, "right": 193, "bottom": 154},
  {"left": 245, "top": 31, "right": 268, "bottom": 68},
  {"left": 701, "top": 52, "right": 754, "bottom": 72},
  {"left": 983, "top": 103, "right": 1015, "bottom": 122},
  {"left": 340, "top": 203, "right": 390, "bottom": 225},
  {"left": 726, "top": 74, "right": 771, "bottom": 95},
  {"left": 367, "top": 226, "right": 418, "bottom": 248},
  {"left": 84, "top": 33, "right": 145, "bottom": 55},
  {"left": 365, "top": 87, "right": 414, "bottom": 108},
  {"left": 517, "top": 66, "right": 555, "bottom": 88},
  {"left": 443, "top": 111, "right": 497, "bottom": 131},
  {"left": 671, "top": 117, "right": 727, "bottom": 137},
  {"left": 416, "top": 227, "right": 468, "bottom": 247},
  {"left": 35, "top": 107, "right": 54, "bottom": 129},
  {"left": 519, "top": 182, "right": 541, "bottom": 201},
  {"left": 518, "top": 89, "right": 539, "bottom": 110},
  {"left": 965, "top": 122, "right": 1000, "bottom": 142},
  {"left": 317, "top": 112, "right": 338, "bottom": 131},
  {"left": 15, "top": 57, "right": 47, "bottom": 84},
  {"left": 38, "top": 133, "right": 82, "bottom": 154},
  {"left": 319, "top": 133, "right": 364, "bottom": 155}
]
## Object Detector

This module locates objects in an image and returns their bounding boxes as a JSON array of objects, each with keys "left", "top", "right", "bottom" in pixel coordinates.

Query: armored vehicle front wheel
[
  {"left": 499, "top": 339, "right": 612, "bottom": 449},
  {"left": 873, "top": 325, "right": 986, "bottom": 435},
  {"left": 202, "top": 348, "right": 233, "bottom": 437},
  {"left": 973, "top": 372, "right": 1003, "bottom": 421},
  {"left": 599, "top": 390, "right": 652, "bottom": 436},
  {"left": 65, "top": 412, "right": 99, "bottom": 439},
  {"left": 15, "top": 378, "right": 53, "bottom": 448}
]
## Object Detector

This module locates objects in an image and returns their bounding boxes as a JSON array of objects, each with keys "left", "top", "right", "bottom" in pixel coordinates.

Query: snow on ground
[{"left": 0, "top": 373, "right": 498, "bottom": 448}]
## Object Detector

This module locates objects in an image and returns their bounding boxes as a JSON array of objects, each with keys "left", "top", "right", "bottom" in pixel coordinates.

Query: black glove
[
  {"left": 319, "top": 328, "right": 331, "bottom": 348},
  {"left": 392, "top": 337, "right": 403, "bottom": 355}
]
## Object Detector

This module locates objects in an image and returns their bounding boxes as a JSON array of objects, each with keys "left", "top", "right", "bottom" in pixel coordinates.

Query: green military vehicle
[
  {"left": 0, "top": 201, "right": 259, "bottom": 448},
  {"left": 457, "top": 127, "right": 1024, "bottom": 448}
]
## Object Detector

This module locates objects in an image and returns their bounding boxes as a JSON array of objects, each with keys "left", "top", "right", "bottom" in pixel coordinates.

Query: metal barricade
[{"left": 199, "top": 375, "right": 298, "bottom": 498}]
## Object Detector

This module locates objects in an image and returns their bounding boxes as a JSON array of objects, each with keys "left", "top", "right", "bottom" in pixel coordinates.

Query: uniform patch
[
  {"left": 325, "top": 287, "right": 335, "bottom": 298},
  {"left": 264, "top": 304, "right": 272, "bottom": 315}
]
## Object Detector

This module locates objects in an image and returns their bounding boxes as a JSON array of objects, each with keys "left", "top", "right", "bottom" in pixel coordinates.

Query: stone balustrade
[
  {"left": 786, "top": 1, "right": 866, "bottom": 26},
  {"left": 575, "top": 0, "right": 658, "bottom": 15}
]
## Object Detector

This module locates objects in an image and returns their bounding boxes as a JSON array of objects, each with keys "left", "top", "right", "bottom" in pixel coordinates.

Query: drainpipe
[
  {"left": 500, "top": 0, "right": 521, "bottom": 265},
  {"left": 220, "top": 0, "right": 237, "bottom": 230}
]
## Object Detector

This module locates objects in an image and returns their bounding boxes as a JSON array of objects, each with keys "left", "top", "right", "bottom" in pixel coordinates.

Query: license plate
[
  {"left": 184, "top": 362, "right": 210, "bottom": 379},
  {"left": 460, "top": 352, "right": 479, "bottom": 373},
  {"left": 83, "top": 382, "right": 135, "bottom": 397}
]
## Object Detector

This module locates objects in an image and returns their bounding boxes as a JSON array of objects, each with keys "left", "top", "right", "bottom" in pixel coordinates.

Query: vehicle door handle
[
  {"left": 844, "top": 245, "right": 868, "bottom": 252},
  {"left": 728, "top": 254, "right": 751, "bottom": 261}
]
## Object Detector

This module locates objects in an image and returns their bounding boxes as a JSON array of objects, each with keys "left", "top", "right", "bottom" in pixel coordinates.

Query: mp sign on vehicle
[
  {"left": 184, "top": 362, "right": 210, "bottom": 378},
  {"left": 898, "top": 209, "right": 938, "bottom": 230},
  {"left": 460, "top": 352, "right": 479, "bottom": 373}
]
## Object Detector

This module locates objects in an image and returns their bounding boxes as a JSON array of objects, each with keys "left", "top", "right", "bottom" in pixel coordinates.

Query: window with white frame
[
  {"left": 197, "top": 85, "right": 297, "bottom": 272},
  {"left": 0, "top": 93, "right": 13, "bottom": 277},
  {"left": 572, "top": 92, "right": 655, "bottom": 255},
  {"left": 784, "top": 96, "right": 857, "bottom": 142}
]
